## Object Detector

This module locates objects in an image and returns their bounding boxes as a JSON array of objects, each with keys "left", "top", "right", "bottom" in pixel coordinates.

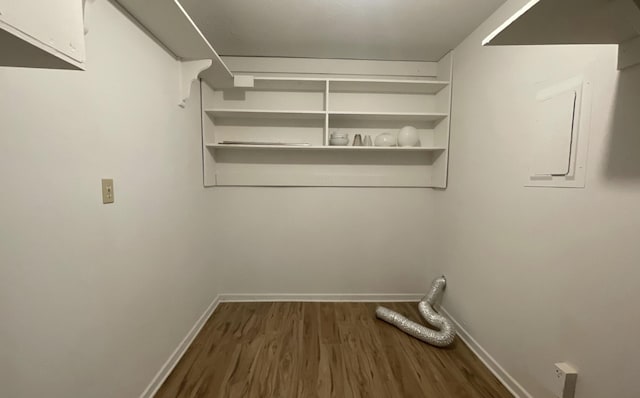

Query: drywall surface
[
  {"left": 210, "top": 187, "right": 435, "bottom": 294},
  {"left": 207, "top": 57, "right": 438, "bottom": 296},
  {"left": 435, "top": 0, "right": 640, "bottom": 397},
  {"left": 0, "top": 2, "right": 217, "bottom": 397}
]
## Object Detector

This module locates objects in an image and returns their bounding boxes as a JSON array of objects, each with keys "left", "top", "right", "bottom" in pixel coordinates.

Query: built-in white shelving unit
[
  {"left": 114, "top": 2, "right": 455, "bottom": 187},
  {"left": 202, "top": 53, "right": 454, "bottom": 188}
]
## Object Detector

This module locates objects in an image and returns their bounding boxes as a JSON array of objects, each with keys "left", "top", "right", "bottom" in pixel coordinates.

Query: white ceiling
[{"left": 180, "top": 0, "right": 506, "bottom": 62}]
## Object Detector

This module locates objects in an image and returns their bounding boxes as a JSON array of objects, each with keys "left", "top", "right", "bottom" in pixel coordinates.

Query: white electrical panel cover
[
  {"left": 527, "top": 76, "right": 592, "bottom": 188},
  {"left": 532, "top": 89, "right": 576, "bottom": 176}
]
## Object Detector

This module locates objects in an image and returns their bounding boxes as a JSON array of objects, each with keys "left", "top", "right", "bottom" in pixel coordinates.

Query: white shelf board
[
  {"left": 483, "top": 0, "right": 640, "bottom": 46},
  {"left": 329, "top": 79, "right": 449, "bottom": 94},
  {"left": 328, "top": 111, "right": 448, "bottom": 123},
  {"left": 206, "top": 109, "right": 326, "bottom": 120},
  {"left": 251, "top": 77, "right": 326, "bottom": 91},
  {"left": 207, "top": 144, "right": 446, "bottom": 152},
  {"left": 233, "top": 77, "right": 449, "bottom": 94},
  {"left": 116, "top": 0, "right": 233, "bottom": 88}
]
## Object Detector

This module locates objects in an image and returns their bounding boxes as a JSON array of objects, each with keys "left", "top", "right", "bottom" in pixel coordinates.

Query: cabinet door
[{"left": 0, "top": 0, "right": 85, "bottom": 69}]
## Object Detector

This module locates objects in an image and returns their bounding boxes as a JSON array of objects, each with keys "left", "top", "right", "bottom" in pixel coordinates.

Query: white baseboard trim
[
  {"left": 440, "top": 307, "right": 533, "bottom": 398},
  {"left": 218, "top": 293, "right": 424, "bottom": 302},
  {"left": 139, "top": 295, "right": 221, "bottom": 398}
]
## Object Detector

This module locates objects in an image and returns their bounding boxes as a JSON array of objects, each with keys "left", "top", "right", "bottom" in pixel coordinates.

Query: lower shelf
[
  {"left": 206, "top": 144, "right": 446, "bottom": 152},
  {"left": 204, "top": 145, "right": 448, "bottom": 188}
]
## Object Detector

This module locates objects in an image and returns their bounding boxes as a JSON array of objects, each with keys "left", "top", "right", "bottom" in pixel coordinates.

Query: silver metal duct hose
[{"left": 375, "top": 276, "right": 456, "bottom": 347}]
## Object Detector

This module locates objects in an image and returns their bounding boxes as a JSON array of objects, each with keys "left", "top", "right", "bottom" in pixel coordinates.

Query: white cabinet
[
  {"left": 0, "top": 0, "right": 86, "bottom": 70},
  {"left": 201, "top": 54, "right": 453, "bottom": 188}
]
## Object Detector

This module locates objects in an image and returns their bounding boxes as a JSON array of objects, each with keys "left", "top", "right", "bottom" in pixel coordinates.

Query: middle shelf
[{"left": 206, "top": 109, "right": 448, "bottom": 123}]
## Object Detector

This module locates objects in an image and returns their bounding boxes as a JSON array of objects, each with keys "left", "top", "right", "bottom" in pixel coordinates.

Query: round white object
[
  {"left": 331, "top": 132, "right": 348, "bottom": 139},
  {"left": 397, "top": 126, "right": 420, "bottom": 147},
  {"left": 374, "top": 132, "right": 397, "bottom": 147},
  {"left": 329, "top": 137, "right": 349, "bottom": 146}
]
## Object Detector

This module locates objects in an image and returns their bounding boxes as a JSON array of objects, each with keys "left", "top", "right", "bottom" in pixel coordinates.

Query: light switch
[{"left": 101, "top": 179, "right": 114, "bottom": 204}]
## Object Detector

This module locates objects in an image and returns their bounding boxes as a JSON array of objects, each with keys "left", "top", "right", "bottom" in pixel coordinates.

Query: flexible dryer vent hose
[{"left": 375, "top": 276, "right": 456, "bottom": 347}]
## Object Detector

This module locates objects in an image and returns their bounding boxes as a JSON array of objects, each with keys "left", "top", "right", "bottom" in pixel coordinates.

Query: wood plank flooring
[{"left": 155, "top": 302, "right": 512, "bottom": 398}]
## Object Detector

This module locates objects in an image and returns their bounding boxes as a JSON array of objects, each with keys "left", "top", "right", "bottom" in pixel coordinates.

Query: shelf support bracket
[{"left": 179, "top": 59, "right": 212, "bottom": 108}]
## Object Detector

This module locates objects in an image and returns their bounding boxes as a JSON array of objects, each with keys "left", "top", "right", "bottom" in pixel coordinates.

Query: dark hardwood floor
[{"left": 155, "top": 302, "right": 512, "bottom": 398}]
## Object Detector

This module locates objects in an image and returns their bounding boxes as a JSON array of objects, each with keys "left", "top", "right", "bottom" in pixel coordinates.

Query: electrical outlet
[
  {"left": 101, "top": 179, "right": 114, "bottom": 204},
  {"left": 553, "top": 362, "right": 578, "bottom": 398}
]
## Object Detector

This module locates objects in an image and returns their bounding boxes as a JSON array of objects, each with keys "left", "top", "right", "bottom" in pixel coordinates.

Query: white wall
[
  {"left": 207, "top": 57, "right": 438, "bottom": 295},
  {"left": 435, "top": 1, "right": 640, "bottom": 397},
  {"left": 210, "top": 187, "right": 434, "bottom": 294},
  {"left": 0, "top": 1, "right": 218, "bottom": 397}
]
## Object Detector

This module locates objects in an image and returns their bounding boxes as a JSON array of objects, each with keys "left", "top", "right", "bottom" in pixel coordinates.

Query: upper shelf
[
  {"left": 482, "top": 0, "right": 640, "bottom": 70},
  {"left": 329, "top": 112, "right": 448, "bottom": 123},
  {"left": 206, "top": 109, "right": 326, "bottom": 121},
  {"left": 251, "top": 77, "right": 327, "bottom": 91},
  {"left": 329, "top": 79, "right": 449, "bottom": 94},
  {"left": 230, "top": 76, "right": 450, "bottom": 94},
  {"left": 0, "top": 1, "right": 86, "bottom": 70},
  {"left": 115, "top": 0, "right": 233, "bottom": 88},
  {"left": 483, "top": 0, "right": 640, "bottom": 46}
]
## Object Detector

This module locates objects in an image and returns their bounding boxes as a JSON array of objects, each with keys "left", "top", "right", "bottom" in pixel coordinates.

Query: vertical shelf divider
[{"left": 324, "top": 80, "right": 330, "bottom": 146}]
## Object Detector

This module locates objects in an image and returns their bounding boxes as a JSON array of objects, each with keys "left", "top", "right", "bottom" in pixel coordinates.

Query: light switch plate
[{"left": 101, "top": 179, "right": 114, "bottom": 204}]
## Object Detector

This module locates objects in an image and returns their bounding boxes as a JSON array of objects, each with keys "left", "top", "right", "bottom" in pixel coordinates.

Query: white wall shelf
[
  {"left": 483, "top": 0, "right": 640, "bottom": 70},
  {"left": 250, "top": 77, "right": 327, "bottom": 91},
  {"left": 201, "top": 53, "right": 454, "bottom": 188},
  {"left": 207, "top": 144, "right": 447, "bottom": 152},
  {"left": 115, "top": 0, "right": 234, "bottom": 101},
  {"left": 329, "top": 112, "right": 448, "bottom": 124},
  {"left": 206, "top": 109, "right": 326, "bottom": 121},
  {"left": 329, "top": 79, "right": 450, "bottom": 94}
]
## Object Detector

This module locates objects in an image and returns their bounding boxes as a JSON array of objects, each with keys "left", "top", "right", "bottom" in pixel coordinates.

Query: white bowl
[
  {"left": 374, "top": 132, "right": 397, "bottom": 147},
  {"left": 329, "top": 137, "right": 349, "bottom": 146}
]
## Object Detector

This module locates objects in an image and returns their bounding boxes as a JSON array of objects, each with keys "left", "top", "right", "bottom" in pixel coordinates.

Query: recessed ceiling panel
[{"left": 180, "top": 0, "right": 506, "bottom": 61}]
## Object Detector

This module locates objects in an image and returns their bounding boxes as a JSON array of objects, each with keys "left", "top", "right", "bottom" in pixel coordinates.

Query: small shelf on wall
[
  {"left": 482, "top": 0, "right": 640, "bottom": 70},
  {"left": 0, "top": 1, "right": 86, "bottom": 70},
  {"left": 116, "top": 0, "right": 234, "bottom": 106},
  {"left": 250, "top": 77, "right": 327, "bottom": 91},
  {"left": 205, "top": 109, "right": 326, "bottom": 121},
  {"left": 206, "top": 144, "right": 447, "bottom": 152},
  {"left": 328, "top": 112, "right": 448, "bottom": 124},
  {"left": 329, "top": 79, "right": 449, "bottom": 94}
]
